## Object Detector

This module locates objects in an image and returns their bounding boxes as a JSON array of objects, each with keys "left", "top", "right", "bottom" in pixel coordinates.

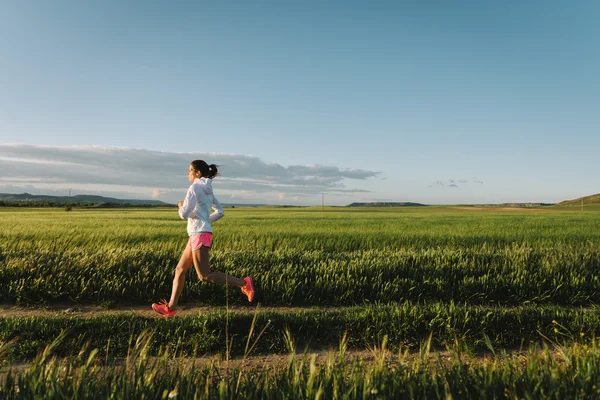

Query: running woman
[{"left": 152, "top": 160, "right": 254, "bottom": 317}]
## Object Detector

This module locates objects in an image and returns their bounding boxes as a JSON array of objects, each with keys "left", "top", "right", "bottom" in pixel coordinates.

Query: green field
[
  {"left": 2, "top": 206, "right": 600, "bottom": 307},
  {"left": 1, "top": 206, "right": 600, "bottom": 398}
]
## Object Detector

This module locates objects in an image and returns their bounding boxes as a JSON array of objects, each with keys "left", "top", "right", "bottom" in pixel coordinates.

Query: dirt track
[
  {"left": 0, "top": 305, "right": 567, "bottom": 371},
  {"left": 1, "top": 304, "right": 322, "bottom": 319}
]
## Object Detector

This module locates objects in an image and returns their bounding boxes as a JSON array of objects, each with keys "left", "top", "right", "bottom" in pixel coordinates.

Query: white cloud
[
  {"left": 152, "top": 189, "right": 166, "bottom": 199},
  {"left": 0, "top": 144, "right": 380, "bottom": 204}
]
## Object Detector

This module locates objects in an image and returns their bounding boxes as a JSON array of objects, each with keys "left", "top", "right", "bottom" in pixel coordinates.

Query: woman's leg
[
  {"left": 168, "top": 244, "right": 194, "bottom": 308},
  {"left": 192, "top": 246, "right": 245, "bottom": 287}
]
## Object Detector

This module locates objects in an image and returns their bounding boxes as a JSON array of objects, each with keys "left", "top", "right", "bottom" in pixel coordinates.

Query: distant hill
[
  {"left": 347, "top": 202, "right": 427, "bottom": 207},
  {"left": 471, "top": 203, "right": 554, "bottom": 208},
  {"left": 222, "top": 203, "right": 267, "bottom": 208},
  {"left": 557, "top": 193, "right": 600, "bottom": 206},
  {"left": 0, "top": 192, "right": 170, "bottom": 206}
]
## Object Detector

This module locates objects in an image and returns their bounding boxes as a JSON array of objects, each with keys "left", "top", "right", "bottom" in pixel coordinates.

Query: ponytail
[
  {"left": 207, "top": 164, "right": 218, "bottom": 179},
  {"left": 191, "top": 160, "right": 219, "bottom": 179}
]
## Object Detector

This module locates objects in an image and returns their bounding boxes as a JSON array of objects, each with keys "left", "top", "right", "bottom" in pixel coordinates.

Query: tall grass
[
  {"left": 2, "top": 331, "right": 600, "bottom": 399},
  {"left": 1, "top": 208, "right": 600, "bottom": 306},
  {"left": 2, "top": 207, "right": 599, "bottom": 396},
  {"left": 1, "top": 303, "right": 599, "bottom": 360}
]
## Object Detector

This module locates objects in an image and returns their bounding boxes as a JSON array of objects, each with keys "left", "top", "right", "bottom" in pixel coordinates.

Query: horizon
[
  {"left": 0, "top": 190, "right": 587, "bottom": 207},
  {"left": 1, "top": 2, "right": 599, "bottom": 206}
]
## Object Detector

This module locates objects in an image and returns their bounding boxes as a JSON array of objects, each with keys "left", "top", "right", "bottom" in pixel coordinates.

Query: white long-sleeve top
[{"left": 178, "top": 177, "right": 224, "bottom": 235}]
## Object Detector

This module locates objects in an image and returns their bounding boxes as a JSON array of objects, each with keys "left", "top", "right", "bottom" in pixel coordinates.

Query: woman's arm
[
  {"left": 210, "top": 196, "right": 225, "bottom": 222},
  {"left": 178, "top": 186, "right": 197, "bottom": 219}
]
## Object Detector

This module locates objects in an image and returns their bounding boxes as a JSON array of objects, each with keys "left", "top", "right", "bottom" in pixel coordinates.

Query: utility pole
[
  {"left": 322, "top": 193, "right": 324, "bottom": 212},
  {"left": 582, "top": 198, "right": 583, "bottom": 212}
]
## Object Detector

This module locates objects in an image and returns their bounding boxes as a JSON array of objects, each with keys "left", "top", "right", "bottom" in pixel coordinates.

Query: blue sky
[{"left": 1, "top": 1, "right": 598, "bottom": 205}]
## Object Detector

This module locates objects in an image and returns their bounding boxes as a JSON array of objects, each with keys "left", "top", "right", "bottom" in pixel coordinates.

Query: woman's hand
[{"left": 178, "top": 200, "right": 184, "bottom": 208}]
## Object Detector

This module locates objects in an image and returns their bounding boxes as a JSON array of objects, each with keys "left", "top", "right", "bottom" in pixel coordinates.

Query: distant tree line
[{"left": 0, "top": 200, "right": 175, "bottom": 208}]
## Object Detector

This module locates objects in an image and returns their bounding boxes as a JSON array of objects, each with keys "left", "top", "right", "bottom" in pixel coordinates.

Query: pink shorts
[{"left": 187, "top": 233, "right": 213, "bottom": 250}]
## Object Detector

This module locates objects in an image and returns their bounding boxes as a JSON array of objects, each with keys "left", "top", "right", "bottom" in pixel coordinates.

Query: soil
[
  {"left": 0, "top": 305, "right": 568, "bottom": 373},
  {"left": 1, "top": 304, "right": 321, "bottom": 318}
]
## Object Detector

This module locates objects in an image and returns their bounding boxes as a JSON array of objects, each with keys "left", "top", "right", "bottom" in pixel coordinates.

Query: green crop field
[{"left": 1, "top": 206, "right": 600, "bottom": 398}]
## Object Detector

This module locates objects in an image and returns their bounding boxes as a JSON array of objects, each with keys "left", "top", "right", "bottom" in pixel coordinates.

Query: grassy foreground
[
  {"left": 0, "top": 304, "right": 598, "bottom": 360},
  {"left": 2, "top": 332, "right": 600, "bottom": 399},
  {"left": 1, "top": 206, "right": 599, "bottom": 397}
]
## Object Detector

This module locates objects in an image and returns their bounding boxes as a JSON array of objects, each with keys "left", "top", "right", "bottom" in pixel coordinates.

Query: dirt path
[
  {"left": 0, "top": 304, "right": 329, "bottom": 318},
  {"left": 0, "top": 346, "right": 561, "bottom": 375},
  {"left": 0, "top": 306, "right": 570, "bottom": 373},
  {"left": 2, "top": 304, "right": 594, "bottom": 318}
]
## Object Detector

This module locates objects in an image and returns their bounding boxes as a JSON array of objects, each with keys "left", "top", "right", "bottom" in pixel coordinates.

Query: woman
[{"left": 152, "top": 160, "right": 254, "bottom": 317}]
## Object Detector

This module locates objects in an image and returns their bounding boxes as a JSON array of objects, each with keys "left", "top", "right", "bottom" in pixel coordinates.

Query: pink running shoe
[
  {"left": 241, "top": 276, "right": 255, "bottom": 302},
  {"left": 152, "top": 299, "right": 177, "bottom": 318}
]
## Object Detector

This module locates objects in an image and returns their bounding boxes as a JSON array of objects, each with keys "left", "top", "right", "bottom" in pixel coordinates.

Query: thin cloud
[
  {"left": 214, "top": 178, "right": 370, "bottom": 194},
  {"left": 0, "top": 144, "right": 380, "bottom": 196},
  {"left": 434, "top": 178, "right": 480, "bottom": 188}
]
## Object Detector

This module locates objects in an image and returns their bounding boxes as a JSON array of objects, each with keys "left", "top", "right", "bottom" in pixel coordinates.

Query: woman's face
[{"left": 187, "top": 165, "right": 199, "bottom": 182}]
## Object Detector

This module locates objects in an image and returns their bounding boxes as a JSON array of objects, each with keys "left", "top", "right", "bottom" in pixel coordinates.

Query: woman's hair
[{"left": 191, "top": 160, "right": 219, "bottom": 179}]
